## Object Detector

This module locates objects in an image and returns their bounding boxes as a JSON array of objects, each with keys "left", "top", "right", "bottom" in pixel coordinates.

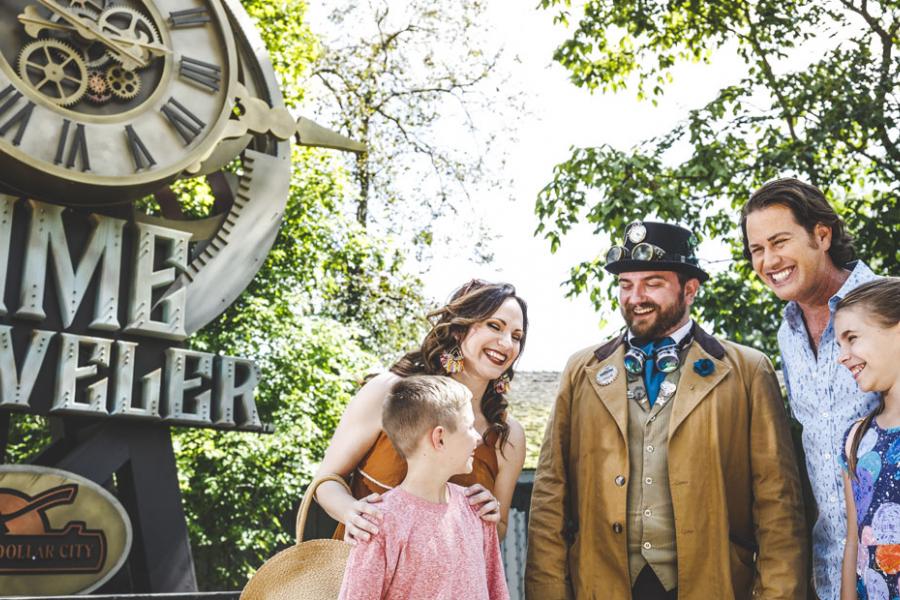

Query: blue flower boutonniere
[{"left": 693, "top": 358, "right": 715, "bottom": 377}]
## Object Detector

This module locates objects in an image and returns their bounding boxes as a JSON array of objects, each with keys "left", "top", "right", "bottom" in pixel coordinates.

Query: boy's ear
[{"left": 429, "top": 426, "right": 444, "bottom": 450}]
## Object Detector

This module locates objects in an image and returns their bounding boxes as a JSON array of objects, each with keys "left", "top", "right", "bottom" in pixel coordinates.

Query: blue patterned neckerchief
[{"left": 641, "top": 337, "right": 674, "bottom": 406}]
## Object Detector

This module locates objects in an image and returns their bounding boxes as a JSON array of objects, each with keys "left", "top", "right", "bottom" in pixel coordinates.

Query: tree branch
[{"left": 839, "top": 0, "right": 900, "bottom": 162}]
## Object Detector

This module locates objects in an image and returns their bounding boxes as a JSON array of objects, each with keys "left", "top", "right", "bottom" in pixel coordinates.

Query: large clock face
[{"left": 0, "top": 0, "right": 237, "bottom": 205}]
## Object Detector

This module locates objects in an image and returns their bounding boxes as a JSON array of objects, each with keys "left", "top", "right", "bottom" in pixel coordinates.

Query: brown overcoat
[{"left": 526, "top": 326, "right": 807, "bottom": 600}]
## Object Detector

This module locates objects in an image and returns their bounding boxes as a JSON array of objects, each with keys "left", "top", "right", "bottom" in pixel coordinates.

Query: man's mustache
[{"left": 625, "top": 302, "right": 659, "bottom": 315}]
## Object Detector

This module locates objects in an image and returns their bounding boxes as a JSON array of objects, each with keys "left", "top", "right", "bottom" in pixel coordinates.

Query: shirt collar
[
  {"left": 827, "top": 260, "right": 878, "bottom": 310},
  {"left": 784, "top": 260, "right": 878, "bottom": 331}
]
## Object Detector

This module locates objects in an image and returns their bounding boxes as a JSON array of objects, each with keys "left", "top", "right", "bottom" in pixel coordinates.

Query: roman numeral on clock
[
  {"left": 124, "top": 125, "right": 156, "bottom": 171},
  {"left": 55, "top": 119, "right": 90, "bottom": 171},
  {"left": 169, "top": 8, "right": 211, "bottom": 28},
  {"left": 160, "top": 97, "right": 206, "bottom": 145},
  {"left": 0, "top": 85, "right": 35, "bottom": 147},
  {"left": 178, "top": 56, "right": 221, "bottom": 93}
]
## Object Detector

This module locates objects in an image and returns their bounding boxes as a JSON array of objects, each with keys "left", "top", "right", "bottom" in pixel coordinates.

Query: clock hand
[
  {"left": 19, "top": 8, "right": 172, "bottom": 59},
  {"left": 32, "top": 0, "right": 149, "bottom": 69}
]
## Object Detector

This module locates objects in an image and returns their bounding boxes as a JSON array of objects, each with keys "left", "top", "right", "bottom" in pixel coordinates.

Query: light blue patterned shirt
[{"left": 777, "top": 260, "right": 881, "bottom": 600}]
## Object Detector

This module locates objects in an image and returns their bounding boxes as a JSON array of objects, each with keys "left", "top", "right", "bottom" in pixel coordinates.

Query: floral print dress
[{"left": 842, "top": 419, "right": 900, "bottom": 600}]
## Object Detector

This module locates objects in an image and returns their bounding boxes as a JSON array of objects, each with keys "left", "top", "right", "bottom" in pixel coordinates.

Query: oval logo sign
[{"left": 0, "top": 465, "right": 132, "bottom": 596}]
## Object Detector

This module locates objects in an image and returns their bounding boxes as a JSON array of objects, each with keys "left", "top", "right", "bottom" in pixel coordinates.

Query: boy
[{"left": 337, "top": 375, "right": 509, "bottom": 600}]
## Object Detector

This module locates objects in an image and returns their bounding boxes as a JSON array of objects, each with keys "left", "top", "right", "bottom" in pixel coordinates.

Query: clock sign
[{"left": 0, "top": 0, "right": 238, "bottom": 205}]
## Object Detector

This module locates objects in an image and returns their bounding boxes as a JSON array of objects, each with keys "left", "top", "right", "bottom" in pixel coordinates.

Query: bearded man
[{"left": 526, "top": 221, "right": 807, "bottom": 600}]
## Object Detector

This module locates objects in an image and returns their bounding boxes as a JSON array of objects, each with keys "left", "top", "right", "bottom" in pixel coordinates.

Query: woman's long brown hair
[
  {"left": 838, "top": 277, "right": 900, "bottom": 479},
  {"left": 390, "top": 279, "right": 528, "bottom": 453}
]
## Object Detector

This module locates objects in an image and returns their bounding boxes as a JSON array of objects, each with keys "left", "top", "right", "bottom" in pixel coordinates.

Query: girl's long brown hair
[
  {"left": 838, "top": 277, "right": 900, "bottom": 478},
  {"left": 390, "top": 279, "right": 528, "bottom": 453}
]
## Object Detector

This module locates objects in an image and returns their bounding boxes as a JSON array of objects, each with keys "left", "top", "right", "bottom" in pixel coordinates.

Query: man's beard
[{"left": 622, "top": 293, "right": 688, "bottom": 341}]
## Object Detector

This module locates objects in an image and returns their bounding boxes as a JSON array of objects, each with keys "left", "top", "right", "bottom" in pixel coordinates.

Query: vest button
[
  {"left": 615, "top": 475, "right": 626, "bottom": 486},
  {"left": 612, "top": 522, "right": 623, "bottom": 534}
]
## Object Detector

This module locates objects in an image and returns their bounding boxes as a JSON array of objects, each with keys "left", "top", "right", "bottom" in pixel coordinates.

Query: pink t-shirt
[{"left": 337, "top": 483, "right": 509, "bottom": 600}]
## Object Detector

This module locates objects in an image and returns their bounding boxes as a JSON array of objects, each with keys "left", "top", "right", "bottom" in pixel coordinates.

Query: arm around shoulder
[{"left": 314, "top": 372, "right": 400, "bottom": 526}]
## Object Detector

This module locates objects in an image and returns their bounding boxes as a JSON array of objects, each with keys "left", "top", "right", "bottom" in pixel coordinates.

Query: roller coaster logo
[{"left": 0, "top": 484, "right": 106, "bottom": 574}]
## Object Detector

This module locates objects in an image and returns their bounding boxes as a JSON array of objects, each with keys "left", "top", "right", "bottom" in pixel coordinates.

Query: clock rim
[{"left": 0, "top": 0, "right": 238, "bottom": 197}]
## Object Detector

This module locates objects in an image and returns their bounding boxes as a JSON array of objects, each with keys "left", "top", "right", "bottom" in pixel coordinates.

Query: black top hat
[{"left": 604, "top": 221, "right": 709, "bottom": 283}]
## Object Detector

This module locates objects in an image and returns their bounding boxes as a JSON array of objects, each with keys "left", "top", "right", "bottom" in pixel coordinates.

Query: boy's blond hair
[{"left": 382, "top": 375, "right": 472, "bottom": 458}]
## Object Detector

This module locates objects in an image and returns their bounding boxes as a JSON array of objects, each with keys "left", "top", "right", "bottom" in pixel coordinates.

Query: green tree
[
  {"left": 536, "top": 0, "right": 899, "bottom": 353},
  {"left": 170, "top": 2, "right": 432, "bottom": 588},
  {"left": 307, "top": 0, "right": 523, "bottom": 260}
]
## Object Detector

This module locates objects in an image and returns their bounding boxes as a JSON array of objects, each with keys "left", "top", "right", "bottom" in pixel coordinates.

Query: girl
[
  {"left": 837, "top": 277, "right": 900, "bottom": 600},
  {"left": 313, "top": 279, "right": 528, "bottom": 543}
]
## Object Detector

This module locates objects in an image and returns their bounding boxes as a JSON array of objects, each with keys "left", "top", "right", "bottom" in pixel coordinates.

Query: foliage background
[{"left": 535, "top": 0, "right": 899, "bottom": 356}]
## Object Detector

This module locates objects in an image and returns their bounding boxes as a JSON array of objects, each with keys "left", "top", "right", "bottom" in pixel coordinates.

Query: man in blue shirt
[{"left": 742, "top": 178, "right": 881, "bottom": 600}]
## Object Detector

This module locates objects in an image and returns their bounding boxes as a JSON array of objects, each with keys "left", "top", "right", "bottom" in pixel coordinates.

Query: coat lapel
[
  {"left": 668, "top": 341, "right": 731, "bottom": 438},
  {"left": 584, "top": 345, "right": 629, "bottom": 441}
]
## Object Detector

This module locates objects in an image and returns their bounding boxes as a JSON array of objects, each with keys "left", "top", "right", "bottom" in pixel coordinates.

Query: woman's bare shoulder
[
  {"left": 497, "top": 415, "right": 526, "bottom": 463},
  {"left": 353, "top": 371, "right": 403, "bottom": 405}
]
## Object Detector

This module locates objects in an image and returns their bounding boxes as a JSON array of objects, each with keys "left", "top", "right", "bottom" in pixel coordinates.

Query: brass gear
[
  {"left": 98, "top": 5, "right": 161, "bottom": 68},
  {"left": 66, "top": 0, "right": 106, "bottom": 13},
  {"left": 105, "top": 64, "right": 141, "bottom": 99},
  {"left": 17, "top": 39, "right": 88, "bottom": 107},
  {"left": 86, "top": 70, "right": 111, "bottom": 103},
  {"left": 47, "top": 3, "right": 111, "bottom": 69}
]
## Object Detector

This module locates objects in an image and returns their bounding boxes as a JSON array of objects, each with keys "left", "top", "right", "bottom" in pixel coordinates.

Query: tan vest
[{"left": 625, "top": 365, "right": 683, "bottom": 591}]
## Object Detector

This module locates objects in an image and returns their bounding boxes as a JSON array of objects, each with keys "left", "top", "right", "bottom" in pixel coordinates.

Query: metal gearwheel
[
  {"left": 17, "top": 39, "right": 89, "bottom": 107},
  {"left": 105, "top": 64, "right": 141, "bottom": 99}
]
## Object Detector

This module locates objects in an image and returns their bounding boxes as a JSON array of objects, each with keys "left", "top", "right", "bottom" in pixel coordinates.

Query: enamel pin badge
[{"left": 596, "top": 365, "right": 618, "bottom": 386}]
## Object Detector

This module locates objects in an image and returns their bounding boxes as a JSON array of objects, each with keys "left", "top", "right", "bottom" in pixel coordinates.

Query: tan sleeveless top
[{"left": 332, "top": 429, "right": 500, "bottom": 539}]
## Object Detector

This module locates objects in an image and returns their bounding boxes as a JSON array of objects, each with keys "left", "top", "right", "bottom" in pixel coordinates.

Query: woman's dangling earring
[
  {"left": 440, "top": 346, "right": 465, "bottom": 374},
  {"left": 494, "top": 372, "right": 511, "bottom": 395}
]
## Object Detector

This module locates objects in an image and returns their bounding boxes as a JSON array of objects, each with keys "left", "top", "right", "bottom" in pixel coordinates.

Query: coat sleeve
[
  {"left": 748, "top": 353, "right": 808, "bottom": 599},
  {"left": 525, "top": 354, "right": 577, "bottom": 600}
]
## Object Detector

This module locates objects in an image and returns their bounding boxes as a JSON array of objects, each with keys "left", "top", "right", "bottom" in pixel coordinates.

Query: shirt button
[
  {"left": 829, "top": 493, "right": 838, "bottom": 502},
  {"left": 644, "top": 509, "right": 652, "bottom": 517},
  {"left": 823, "top": 411, "right": 831, "bottom": 418},
  {"left": 646, "top": 445, "right": 655, "bottom": 453},
  {"left": 645, "top": 477, "right": 653, "bottom": 485},
  {"left": 613, "top": 522, "right": 623, "bottom": 534},
  {"left": 615, "top": 475, "right": 626, "bottom": 486},
  {"left": 648, "top": 416, "right": 656, "bottom": 423},
  {"left": 643, "top": 542, "right": 652, "bottom": 550}
]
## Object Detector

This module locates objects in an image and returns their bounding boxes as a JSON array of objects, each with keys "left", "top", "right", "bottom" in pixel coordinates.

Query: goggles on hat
[{"left": 605, "top": 242, "right": 667, "bottom": 265}]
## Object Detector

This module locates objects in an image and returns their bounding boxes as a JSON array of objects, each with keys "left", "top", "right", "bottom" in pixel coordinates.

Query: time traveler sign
[
  {"left": 0, "top": 0, "right": 361, "bottom": 433},
  {"left": 0, "top": 194, "right": 264, "bottom": 430},
  {"left": 0, "top": 0, "right": 364, "bottom": 592}
]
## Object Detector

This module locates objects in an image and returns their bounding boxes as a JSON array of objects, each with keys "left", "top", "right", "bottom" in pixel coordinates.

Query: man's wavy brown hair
[
  {"left": 740, "top": 178, "right": 857, "bottom": 267},
  {"left": 390, "top": 279, "right": 528, "bottom": 453}
]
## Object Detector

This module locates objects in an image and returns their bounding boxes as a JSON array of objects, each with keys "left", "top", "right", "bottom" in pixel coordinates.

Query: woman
[{"left": 314, "top": 279, "right": 528, "bottom": 543}]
